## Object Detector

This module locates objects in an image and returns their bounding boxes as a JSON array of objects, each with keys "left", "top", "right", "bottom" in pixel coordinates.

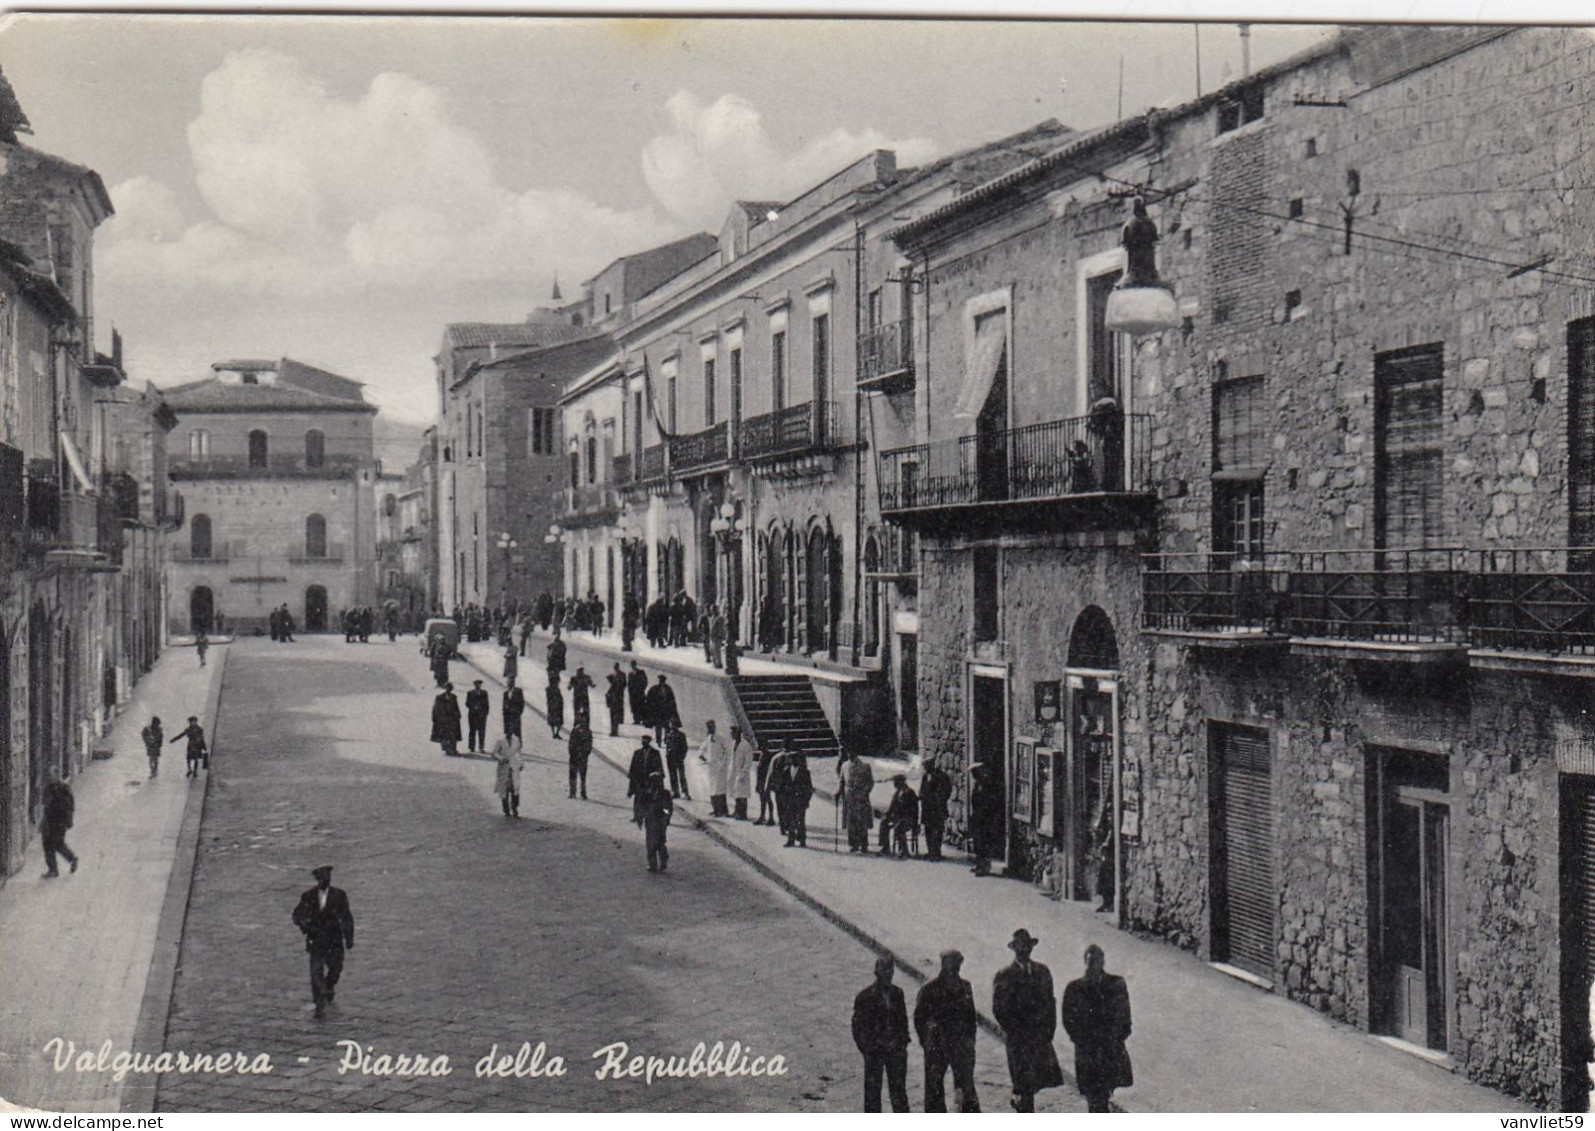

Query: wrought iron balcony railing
[
  {"left": 558, "top": 483, "right": 622, "bottom": 526},
  {"left": 857, "top": 318, "right": 913, "bottom": 390},
  {"left": 741, "top": 401, "right": 843, "bottom": 461},
  {"left": 169, "top": 453, "right": 365, "bottom": 479},
  {"left": 640, "top": 444, "right": 667, "bottom": 482},
  {"left": 613, "top": 452, "right": 635, "bottom": 486},
  {"left": 879, "top": 411, "right": 1153, "bottom": 513},
  {"left": 670, "top": 420, "right": 730, "bottom": 473},
  {"left": 1142, "top": 547, "right": 1595, "bottom": 655}
]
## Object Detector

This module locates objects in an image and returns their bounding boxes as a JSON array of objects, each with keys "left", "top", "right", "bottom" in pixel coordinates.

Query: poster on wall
[
  {"left": 1036, "top": 747, "right": 1057, "bottom": 838},
  {"left": 1034, "top": 679, "right": 1062, "bottom": 724},
  {"left": 1013, "top": 736, "right": 1036, "bottom": 823}
]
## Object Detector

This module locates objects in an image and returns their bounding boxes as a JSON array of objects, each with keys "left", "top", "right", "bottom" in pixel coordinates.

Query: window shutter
[
  {"left": 1570, "top": 319, "right": 1595, "bottom": 548},
  {"left": 1375, "top": 345, "right": 1444, "bottom": 551}
]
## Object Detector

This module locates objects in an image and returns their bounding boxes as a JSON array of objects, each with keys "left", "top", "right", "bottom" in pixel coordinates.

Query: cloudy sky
[{"left": 0, "top": 15, "right": 1333, "bottom": 422}]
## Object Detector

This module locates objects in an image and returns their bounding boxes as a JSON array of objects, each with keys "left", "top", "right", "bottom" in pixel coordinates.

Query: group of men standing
[
  {"left": 267, "top": 604, "right": 296, "bottom": 642},
  {"left": 642, "top": 590, "right": 698, "bottom": 649},
  {"left": 836, "top": 751, "right": 954, "bottom": 861},
  {"left": 851, "top": 930, "right": 1133, "bottom": 1114},
  {"left": 340, "top": 606, "right": 399, "bottom": 643}
]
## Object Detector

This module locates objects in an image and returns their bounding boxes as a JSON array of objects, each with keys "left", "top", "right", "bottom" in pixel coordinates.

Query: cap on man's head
[
  {"left": 473, "top": 679, "right": 483, "bottom": 686},
  {"left": 188, "top": 715, "right": 198, "bottom": 722},
  {"left": 311, "top": 865, "right": 333, "bottom": 879}
]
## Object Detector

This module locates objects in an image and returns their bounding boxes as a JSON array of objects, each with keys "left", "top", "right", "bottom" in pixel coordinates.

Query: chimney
[{"left": 111, "top": 327, "right": 123, "bottom": 371}]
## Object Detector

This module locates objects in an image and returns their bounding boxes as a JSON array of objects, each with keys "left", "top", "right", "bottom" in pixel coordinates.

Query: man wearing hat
[
  {"left": 638, "top": 769, "right": 674, "bottom": 873},
  {"left": 465, "top": 679, "right": 491, "bottom": 753},
  {"left": 877, "top": 773, "right": 920, "bottom": 856},
  {"left": 291, "top": 865, "right": 355, "bottom": 1020},
  {"left": 1061, "top": 944, "right": 1133, "bottom": 1113},
  {"left": 432, "top": 682, "right": 462, "bottom": 757},
  {"left": 851, "top": 955, "right": 910, "bottom": 1112},
  {"left": 627, "top": 734, "right": 666, "bottom": 824},
  {"left": 915, "top": 949, "right": 981, "bottom": 1112},
  {"left": 993, "top": 928, "right": 1064, "bottom": 1111},
  {"left": 169, "top": 715, "right": 209, "bottom": 778}
]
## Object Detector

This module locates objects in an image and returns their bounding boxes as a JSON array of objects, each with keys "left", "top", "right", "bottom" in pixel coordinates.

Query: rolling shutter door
[
  {"left": 1214, "top": 723, "right": 1276, "bottom": 979},
  {"left": 1566, "top": 777, "right": 1595, "bottom": 1110},
  {"left": 1570, "top": 320, "right": 1595, "bottom": 551}
]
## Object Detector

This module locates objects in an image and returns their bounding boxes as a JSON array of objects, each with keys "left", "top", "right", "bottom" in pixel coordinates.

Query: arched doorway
[
  {"left": 863, "top": 533, "right": 882, "bottom": 659},
  {"left": 806, "top": 524, "right": 830, "bottom": 655},
  {"left": 304, "top": 586, "right": 329, "bottom": 633},
  {"left": 189, "top": 586, "right": 214, "bottom": 634},
  {"left": 699, "top": 513, "right": 718, "bottom": 609},
  {"left": 760, "top": 526, "right": 787, "bottom": 651},
  {"left": 1064, "top": 605, "right": 1121, "bottom": 909},
  {"left": 27, "top": 603, "right": 52, "bottom": 825}
]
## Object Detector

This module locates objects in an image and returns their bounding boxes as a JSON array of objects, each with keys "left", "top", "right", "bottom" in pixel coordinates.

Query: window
[
  {"left": 704, "top": 358, "right": 717, "bottom": 425},
  {"left": 528, "top": 408, "right": 556, "bottom": 455},
  {"left": 729, "top": 348, "right": 743, "bottom": 425},
  {"left": 586, "top": 435, "right": 598, "bottom": 485},
  {"left": 867, "top": 288, "right": 883, "bottom": 330},
  {"left": 812, "top": 313, "right": 830, "bottom": 402},
  {"left": 771, "top": 330, "right": 787, "bottom": 412},
  {"left": 190, "top": 513, "right": 212, "bottom": 558},
  {"left": 304, "top": 429, "right": 325, "bottom": 468},
  {"left": 1374, "top": 344, "right": 1445, "bottom": 552},
  {"left": 248, "top": 430, "right": 268, "bottom": 468},
  {"left": 973, "top": 546, "right": 1000, "bottom": 642},
  {"left": 187, "top": 430, "right": 209, "bottom": 459},
  {"left": 1217, "top": 85, "right": 1265, "bottom": 134},
  {"left": 1086, "top": 271, "right": 1122, "bottom": 405},
  {"left": 569, "top": 447, "right": 580, "bottom": 489},
  {"left": 633, "top": 391, "right": 644, "bottom": 456},
  {"left": 604, "top": 294, "right": 612, "bottom": 315},
  {"left": 305, "top": 513, "right": 327, "bottom": 559},
  {"left": 667, "top": 376, "right": 678, "bottom": 434},
  {"left": 1213, "top": 376, "right": 1268, "bottom": 562}
]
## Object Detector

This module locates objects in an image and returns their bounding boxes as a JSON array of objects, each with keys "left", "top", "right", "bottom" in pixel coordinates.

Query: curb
[{"left": 121, "top": 646, "right": 230, "bottom": 1115}]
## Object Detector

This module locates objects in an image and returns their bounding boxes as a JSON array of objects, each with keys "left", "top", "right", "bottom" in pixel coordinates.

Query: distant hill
[{"left": 373, "top": 415, "right": 429, "bottom": 473}]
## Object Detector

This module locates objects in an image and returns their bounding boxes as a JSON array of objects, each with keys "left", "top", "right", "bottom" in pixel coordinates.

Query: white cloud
[{"left": 641, "top": 90, "right": 941, "bottom": 228}]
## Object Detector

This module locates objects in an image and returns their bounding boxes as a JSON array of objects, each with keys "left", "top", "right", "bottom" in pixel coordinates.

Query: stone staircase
[{"left": 731, "top": 674, "right": 840, "bottom": 759}]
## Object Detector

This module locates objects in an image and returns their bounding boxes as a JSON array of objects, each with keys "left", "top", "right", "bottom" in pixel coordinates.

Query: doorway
[
  {"left": 304, "top": 585, "right": 329, "bottom": 633},
  {"left": 1370, "top": 747, "right": 1451, "bottom": 1052},
  {"left": 189, "top": 586, "right": 214, "bottom": 635},
  {"left": 27, "top": 603, "right": 52, "bottom": 825},
  {"left": 970, "top": 674, "right": 1007, "bottom": 866},
  {"left": 1064, "top": 607, "right": 1121, "bottom": 906},
  {"left": 1562, "top": 773, "right": 1595, "bottom": 1112},
  {"left": 1209, "top": 722, "right": 1276, "bottom": 979}
]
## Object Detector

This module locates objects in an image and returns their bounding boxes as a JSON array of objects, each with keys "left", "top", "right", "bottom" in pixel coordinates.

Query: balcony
[
  {"left": 858, "top": 318, "right": 913, "bottom": 393},
  {"left": 613, "top": 452, "right": 635, "bottom": 486},
  {"left": 558, "top": 483, "right": 622, "bottom": 528},
  {"left": 41, "top": 489, "right": 120, "bottom": 571},
  {"left": 289, "top": 543, "right": 346, "bottom": 565},
  {"left": 670, "top": 420, "right": 730, "bottom": 475},
  {"left": 640, "top": 444, "right": 667, "bottom": 483},
  {"left": 741, "top": 401, "right": 844, "bottom": 463},
  {"left": 169, "top": 453, "right": 365, "bottom": 480},
  {"left": 1142, "top": 547, "right": 1595, "bottom": 667},
  {"left": 879, "top": 411, "right": 1154, "bottom": 535}
]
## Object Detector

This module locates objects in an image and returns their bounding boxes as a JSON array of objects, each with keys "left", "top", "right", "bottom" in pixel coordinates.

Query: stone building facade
[
  {"left": 0, "top": 69, "right": 175, "bottom": 878},
  {"left": 162, "top": 359, "right": 378, "bottom": 635},
  {"left": 888, "top": 25, "right": 1595, "bottom": 1109}
]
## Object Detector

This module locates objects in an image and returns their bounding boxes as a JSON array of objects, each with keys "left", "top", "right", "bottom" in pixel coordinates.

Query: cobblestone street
[{"left": 153, "top": 638, "right": 1017, "bottom": 1112}]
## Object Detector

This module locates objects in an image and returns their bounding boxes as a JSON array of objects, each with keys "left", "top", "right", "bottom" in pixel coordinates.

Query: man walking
[
  {"left": 568, "top": 719, "right": 593, "bottom": 799},
  {"left": 465, "top": 679, "right": 490, "bottom": 753},
  {"left": 626, "top": 660, "right": 648, "bottom": 727},
  {"left": 920, "top": 760, "right": 952, "bottom": 861},
  {"left": 291, "top": 865, "right": 355, "bottom": 1020},
  {"left": 195, "top": 630, "right": 209, "bottom": 667},
  {"left": 170, "top": 715, "right": 209, "bottom": 777},
  {"left": 432, "top": 683, "right": 462, "bottom": 757},
  {"left": 492, "top": 734, "right": 523, "bottom": 818},
  {"left": 700, "top": 719, "right": 730, "bottom": 817},
  {"left": 546, "top": 631, "right": 567, "bottom": 682},
  {"left": 141, "top": 716, "right": 164, "bottom": 779},
  {"left": 627, "top": 734, "right": 666, "bottom": 824},
  {"left": 915, "top": 949, "right": 981, "bottom": 1112},
  {"left": 851, "top": 956, "right": 910, "bottom": 1112},
  {"left": 644, "top": 674, "right": 679, "bottom": 743},
  {"left": 1061, "top": 944, "right": 1133, "bottom": 1113},
  {"left": 664, "top": 719, "right": 690, "bottom": 800},
  {"left": 39, "top": 774, "right": 78, "bottom": 878},
  {"left": 639, "top": 770, "right": 674, "bottom": 873},
  {"left": 502, "top": 677, "right": 525, "bottom": 741},
  {"left": 568, "top": 666, "right": 595, "bottom": 726},
  {"left": 605, "top": 663, "right": 627, "bottom": 738},
  {"left": 992, "top": 928, "right": 1064, "bottom": 1112}
]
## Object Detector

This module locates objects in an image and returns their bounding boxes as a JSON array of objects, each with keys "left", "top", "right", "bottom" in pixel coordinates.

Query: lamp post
[
  {"left": 710, "top": 500, "right": 745, "bottom": 676},
  {"left": 544, "top": 523, "right": 569, "bottom": 602},
  {"left": 616, "top": 515, "right": 639, "bottom": 651},
  {"left": 495, "top": 531, "right": 518, "bottom": 607}
]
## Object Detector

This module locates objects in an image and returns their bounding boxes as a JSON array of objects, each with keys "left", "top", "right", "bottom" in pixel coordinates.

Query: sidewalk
[
  {"left": 0, "top": 645, "right": 225, "bottom": 1113},
  {"left": 463, "top": 641, "right": 1529, "bottom": 1114}
]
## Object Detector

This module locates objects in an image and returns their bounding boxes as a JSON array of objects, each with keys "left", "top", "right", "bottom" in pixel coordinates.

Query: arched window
[
  {"left": 586, "top": 436, "right": 598, "bottom": 485},
  {"left": 1068, "top": 606, "right": 1120, "bottom": 671},
  {"left": 248, "top": 430, "right": 268, "bottom": 468},
  {"left": 305, "top": 513, "right": 327, "bottom": 559},
  {"left": 569, "top": 447, "right": 580, "bottom": 489},
  {"left": 383, "top": 493, "right": 396, "bottom": 517},
  {"left": 863, "top": 533, "right": 881, "bottom": 658},
  {"left": 304, "top": 429, "right": 325, "bottom": 468},
  {"left": 190, "top": 513, "right": 212, "bottom": 559},
  {"left": 187, "top": 430, "right": 209, "bottom": 459}
]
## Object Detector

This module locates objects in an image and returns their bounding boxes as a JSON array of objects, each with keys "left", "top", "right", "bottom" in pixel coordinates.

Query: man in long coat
[
  {"left": 431, "top": 683, "right": 462, "bottom": 756},
  {"left": 644, "top": 674, "right": 680, "bottom": 743},
  {"left": 502, "top": 678, "right": 525, "bottom": 741},
  {"left": 639, "top": 769, "right": 673, "bottom": 873},
  {"left": 992, "top": 928, "right": 1064, "bottom": 1111},
  {"left": 728, "top": 724, "right": 753, "bottom": 820},
  {"left": 39, "top": 775, "right": 78, "bottom": 878},
  {"left": 700, "top": 719, "right": 731, "bottom": 817},
  {"left": 915, "top": 949, "right": 981, "bottom": 1112},
  {"left": 919, "top": 761, "right": 953, "bottom": 861},
  {"left": 568, "top": 720, "right": 593, "bottom": 799},
  {"left": 627, "top": 735, "right": 666, "bottom": 824},
  {"left": 851, "top": 956, "right": 910, "bottom": 1112},
  {"left": 663, "top": 719, "right": 690, "bottom": 800},
  {"left": 465, "top": 679, "right": 491, "bottom": 753},
  {"left": 839, "top": 750, "right": 875, "bottom": 853},
  {"left": 775, "top": 747, "right": 814, "bottom": 847},
  {"left": 546, "top": 632, "right": 567, "bottom": 680},
  {"left": 291, "top": 864, "right": 355, "bottom": 1020},
  {"left": 568, "top": 666, "right": 595, "bottom": 726},
  {"left": 626, "top": 660, "right": 649, "bottom": 727},
  {"left": 604, "top": 664, "right": 628, "bottom": 737},
  {"left": 1060, "top": 944, "right": 1133, "bottom": 1113}
]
